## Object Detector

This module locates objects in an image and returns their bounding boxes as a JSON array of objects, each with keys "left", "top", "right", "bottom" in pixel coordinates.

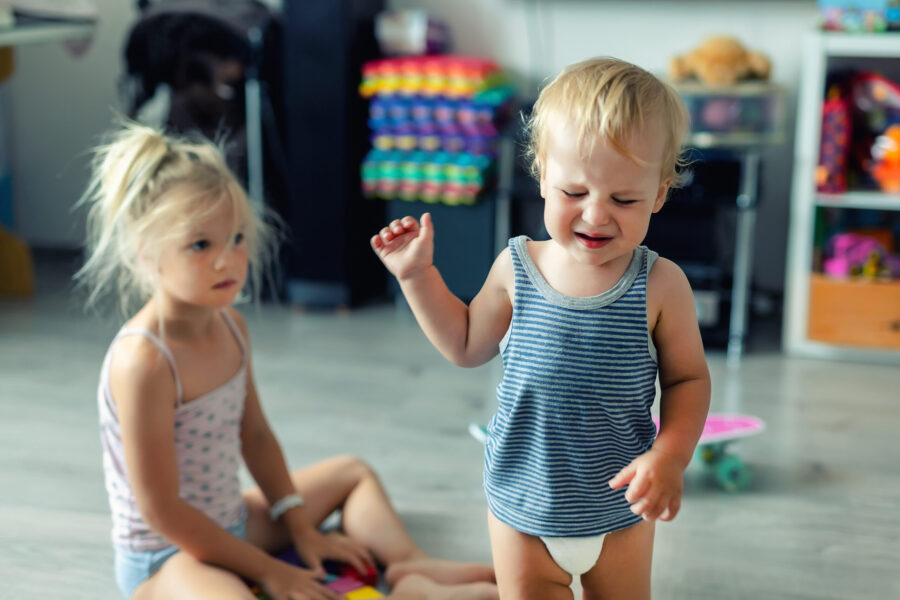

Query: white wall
[
  {"left": 6, "top": 1, "right": 136, "bottom": 248},
  {"left": 7, "top": 0, "right": 817, "bottom": 291},
  {"left": 389, "top": 0, "right": 819, "bottom": 292}
]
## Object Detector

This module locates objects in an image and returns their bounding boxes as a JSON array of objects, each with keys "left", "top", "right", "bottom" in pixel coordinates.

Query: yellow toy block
[{"left": 345, "top": 586, "right": 384, "bottom": 599}]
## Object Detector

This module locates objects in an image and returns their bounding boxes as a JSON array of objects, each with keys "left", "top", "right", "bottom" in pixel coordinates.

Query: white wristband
[{"left": 269, "top": 493, "right": 305, "bottom": 521}]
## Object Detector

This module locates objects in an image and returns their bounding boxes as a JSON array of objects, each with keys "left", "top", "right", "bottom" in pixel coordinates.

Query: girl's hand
[
  {"left": 292, "top": 528, "right": 374, "bottom": 579},
  {"left": 608, "top": 448, "right": 685, "bottom": 522},
  {"left": 370, "top": 213, "right": 435, "bottom": 281},
  {"left": 259, "top": 558, "right": 340, "bottom": 600}
]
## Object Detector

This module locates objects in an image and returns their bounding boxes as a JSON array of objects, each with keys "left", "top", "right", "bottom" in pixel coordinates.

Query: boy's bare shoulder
[
  {"left": 647, "top": 255, "right": 690, "bottom": 292},
  {"left": 487, "top": 246, "right": 515, "bottom": 290}
]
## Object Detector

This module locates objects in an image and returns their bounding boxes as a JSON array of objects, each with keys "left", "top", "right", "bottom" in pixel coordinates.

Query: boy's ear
[
  {"left": 652, "top": 179, "right": 671, "bottom": 213},
  {"left": 539, "top": 169, "right": 547, "bottom": 199}
]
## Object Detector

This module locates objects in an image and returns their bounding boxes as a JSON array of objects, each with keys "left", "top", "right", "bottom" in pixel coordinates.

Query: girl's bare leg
[
  {"left": 579, "top": 520, "right": 654, "bottom": 600},
  {"left": 133, "top": 552, "right": 256, "bottom": 600},
  {"left": 243, "top": 455, "right": 495, "bottom": 589},
  {"left": 487, "top": 511, "right": 573, "bottom": 600}
]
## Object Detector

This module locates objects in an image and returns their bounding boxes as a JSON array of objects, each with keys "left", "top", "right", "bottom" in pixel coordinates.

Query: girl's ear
[
  {"left": 137, "top": 241, "right": 157, "bottom": 273},
  {"left": 652, "top": 179, "right": 671, "bottom": 213},
  {"left": 539, "top": 168, "right": 547, "bottom": 199}
]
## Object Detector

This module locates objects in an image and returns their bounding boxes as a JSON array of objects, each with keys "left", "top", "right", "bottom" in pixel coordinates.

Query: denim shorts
[{"left": 113, "top": 519, "right": 247, "bottom": 599}]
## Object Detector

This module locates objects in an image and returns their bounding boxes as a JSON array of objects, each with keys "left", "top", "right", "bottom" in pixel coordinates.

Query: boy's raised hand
[{"left": 370, "top": 213, "right": 435, "bottom": 281}]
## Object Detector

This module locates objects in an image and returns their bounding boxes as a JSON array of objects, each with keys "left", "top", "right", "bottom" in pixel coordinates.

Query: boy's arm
[
  {"left": 649, "top": 258, "right": 711, "bottom": 468},
  {"left": 608, "top": 258, "right": 710, "bottom": 521},
  {"left": 372, "top": 213, "right": 513, "bottom": 367}
]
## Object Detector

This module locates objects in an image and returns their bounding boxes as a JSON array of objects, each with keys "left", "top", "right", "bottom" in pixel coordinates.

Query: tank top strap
[
  {"left": 508, "top": 235, "right": 528, "bottom": 274},
  {"left": 113, "top": 327, "right": 184, "bottom": 406},
  {"left": 219, "top": 309, "right": 248, "bottom": 368}
]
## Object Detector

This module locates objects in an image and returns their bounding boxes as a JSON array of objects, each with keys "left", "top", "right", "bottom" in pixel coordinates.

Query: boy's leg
[
  {"left": 133, "top": 552, "right": 255, "bottom": 600},
  {"left": 579, "top": 519, "right": 654, "bottom": 600},
  {"left": 487, "top": 510, "right": 573, "bottom": 600}
]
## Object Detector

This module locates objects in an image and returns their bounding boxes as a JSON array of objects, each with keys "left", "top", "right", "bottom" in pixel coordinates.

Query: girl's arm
[
  {"left": 372, "top": 213, "right": 513, "bottom": 367},
  {"left": 227, "top": 310, "right": 372, "bottom": 575},
  {"left": 609, "top": 258, "right": 710, "bottom": 521},
  {"left": 109, "top": 337, "right": 275, "bottom": 582}
]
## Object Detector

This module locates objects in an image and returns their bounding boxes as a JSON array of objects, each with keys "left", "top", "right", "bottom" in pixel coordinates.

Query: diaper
[{"left": 540, "top": 533, "right": 607, "bottom": 576}]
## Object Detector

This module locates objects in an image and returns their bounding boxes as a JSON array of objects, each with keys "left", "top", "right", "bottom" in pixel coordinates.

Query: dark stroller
[{"left": 121, "top": 0, "right": 286, "bottom": 208}]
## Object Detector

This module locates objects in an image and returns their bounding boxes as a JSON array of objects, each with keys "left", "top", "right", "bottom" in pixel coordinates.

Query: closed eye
[
  {"left": 562, "top": 190, "right": 587, "bottom": 198},
  {"left": 612, "top": 196, "right": 638, "bottom": 205}
]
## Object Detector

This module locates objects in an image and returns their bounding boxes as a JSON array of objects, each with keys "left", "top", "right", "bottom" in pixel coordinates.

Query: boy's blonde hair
[
  {"left": 76, "top": 121, "right": 276, "bottom": 316},
  {"left": 525, "top": 57, "right": 690, "bottom": 187}
]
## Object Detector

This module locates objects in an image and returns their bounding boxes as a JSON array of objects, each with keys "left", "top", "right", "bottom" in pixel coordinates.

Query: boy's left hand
[
  {"left": 291, "top": 528, "right": 374, "bottom": 579},
  {"left": 608, "top": 448, "right": 685, "bottom": 521}
]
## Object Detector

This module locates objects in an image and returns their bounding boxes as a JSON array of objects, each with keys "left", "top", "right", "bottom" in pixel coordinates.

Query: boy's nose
[{"left": 582, "top": 200, "right": 610, "bottom": 226}]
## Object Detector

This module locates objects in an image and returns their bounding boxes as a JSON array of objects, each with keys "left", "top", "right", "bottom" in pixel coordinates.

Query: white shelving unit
[
  {"left": 784, "top": 31, "right": 900, "bottom": 363},
  {"left": 0, "top": 20, "right": 94, "bottom": 47}
]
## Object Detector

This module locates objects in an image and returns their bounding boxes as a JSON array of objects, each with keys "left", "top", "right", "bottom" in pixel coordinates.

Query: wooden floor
[{"left": 1, "top": 255, "right": 898, "bottom": 599}]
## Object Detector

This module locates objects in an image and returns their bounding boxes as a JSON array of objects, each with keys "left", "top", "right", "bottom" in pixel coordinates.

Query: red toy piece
[{"left": 339, "top": 563, "right": 379, "bottom": 587}]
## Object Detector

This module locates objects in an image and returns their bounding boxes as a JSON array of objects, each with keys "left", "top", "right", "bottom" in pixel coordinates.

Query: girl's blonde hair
[
  {"left": 525, "top": 57, "right": 690, "bottom": 187},
  {"left": 76, "top": 121, "right": 277, "bottom": 316}
]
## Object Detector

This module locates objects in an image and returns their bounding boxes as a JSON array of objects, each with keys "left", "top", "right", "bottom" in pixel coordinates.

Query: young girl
[
  {"left": 371, "top": 58, "right": 711, "bottom": 599},
  {"left": 80, "top": 122, "right": 498, "bottom": 600}
]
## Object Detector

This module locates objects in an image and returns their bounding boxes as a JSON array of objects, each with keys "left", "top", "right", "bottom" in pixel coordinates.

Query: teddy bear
[{"left": 669, "top": 36, "right": 771, "bottom": 86}]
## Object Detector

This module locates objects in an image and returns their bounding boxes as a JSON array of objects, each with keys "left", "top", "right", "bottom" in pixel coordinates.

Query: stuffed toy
[{"left": 669, "top": 36, "right": 771, "bottom": 86}]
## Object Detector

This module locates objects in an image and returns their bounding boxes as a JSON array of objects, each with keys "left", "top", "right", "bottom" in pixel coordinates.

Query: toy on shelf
[
  {"left": 817, "top": 86, "right": 852, "bottom": 193},
  {"left": 676, "top": 81, "right": 785, "bottom": 148},
  {"left": 870, "top": 124, "right": 900, "bottom": 191},
  {"left": 818, "top": 0, "right": 900, "bottom": 32},
  {"left": 669, "top": 36, "right": 771, "bottom": 87},
  {"left": 359, "top": 55, "right": 512, "bottom": 205},
  {"left": 375, "top": 9, "right": 450, "bottom": 56},
  {"left": 823, "top": 232, "right": 900, "bottom": 280},
  {"left": 668, "top": 37, "right": 783, "bottom": 148}
]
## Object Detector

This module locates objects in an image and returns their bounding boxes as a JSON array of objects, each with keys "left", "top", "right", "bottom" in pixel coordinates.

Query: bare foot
[
  {"left": 385, "top": 558, "right": 495, "bottom": 587},
  {"left": 389, "top": 573, "right": 499, "bottom": 600}
]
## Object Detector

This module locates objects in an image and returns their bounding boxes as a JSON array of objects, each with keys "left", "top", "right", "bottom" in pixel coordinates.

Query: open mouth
[{"left": 575, "top": 232, "right": 612, "bottom": 248}]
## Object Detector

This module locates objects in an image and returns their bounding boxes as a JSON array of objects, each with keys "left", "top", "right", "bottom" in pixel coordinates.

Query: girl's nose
[{"left": 214, "top": 251, "right": 229, "bottom": 270}]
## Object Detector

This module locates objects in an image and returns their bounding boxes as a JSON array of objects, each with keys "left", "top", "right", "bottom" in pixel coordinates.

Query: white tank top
[{"left": 97, "top": 309, "right": 248, "bottom": 551}]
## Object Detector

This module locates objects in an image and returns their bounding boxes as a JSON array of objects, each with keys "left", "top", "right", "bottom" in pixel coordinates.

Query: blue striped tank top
[{"left": 484, "top": 235, "right": 659, "bottom": 537}]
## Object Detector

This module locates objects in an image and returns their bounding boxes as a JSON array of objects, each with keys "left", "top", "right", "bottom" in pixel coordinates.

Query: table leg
[{"left": 727, "top": 151, "right": 760, "bottom": 366}]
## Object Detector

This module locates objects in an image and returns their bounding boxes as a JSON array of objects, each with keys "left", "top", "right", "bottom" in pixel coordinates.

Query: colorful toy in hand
[{"left": 249, "top": 547, "right": 383, "bottom": 599}]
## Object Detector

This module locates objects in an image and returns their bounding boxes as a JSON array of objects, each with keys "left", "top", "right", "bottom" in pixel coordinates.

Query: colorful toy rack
[
  {"left": 359, "top": 55, "right": 512, "bottom": 205},
  {"left": 360, "top": 55, "right": 508, "bottom": 99}
]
